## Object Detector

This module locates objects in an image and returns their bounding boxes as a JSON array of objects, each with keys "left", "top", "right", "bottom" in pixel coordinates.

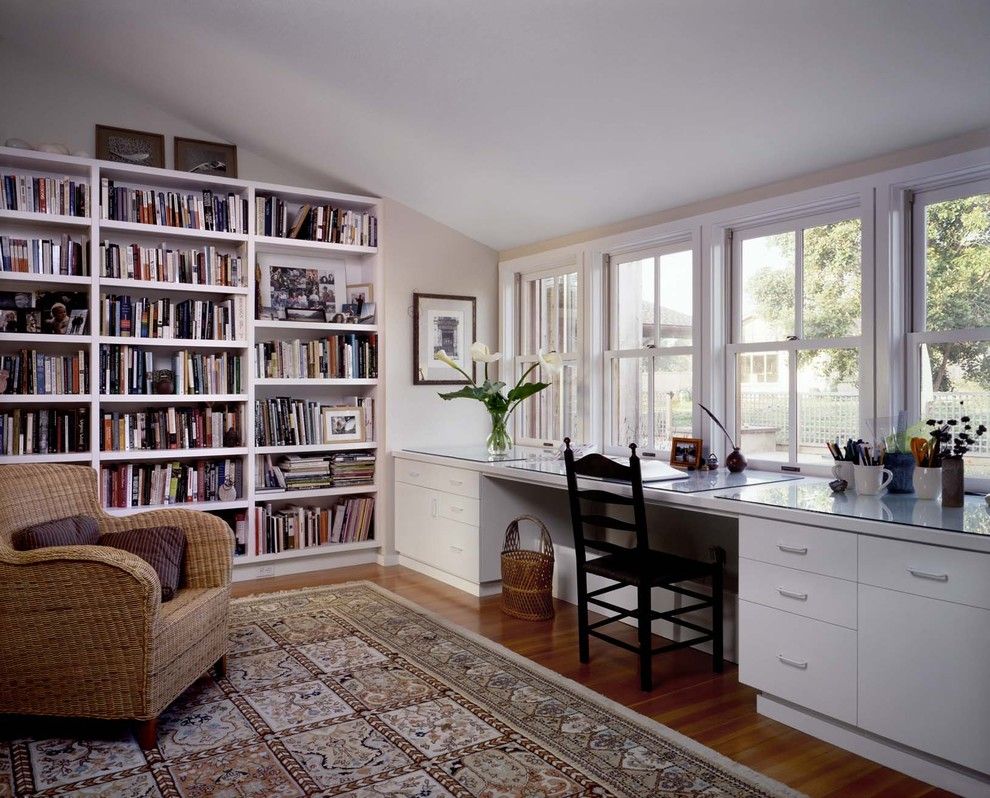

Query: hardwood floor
[{"left": 233, "top": 564, "right": 955, "bottom": 797}]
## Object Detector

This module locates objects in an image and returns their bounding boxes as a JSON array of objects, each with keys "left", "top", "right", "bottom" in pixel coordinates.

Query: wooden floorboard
[{"left": 232, "top": 564, "right": 955, "bottom": 797}]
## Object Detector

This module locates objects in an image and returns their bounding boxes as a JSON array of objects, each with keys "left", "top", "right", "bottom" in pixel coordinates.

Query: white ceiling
[{"left": 3, "top": 0, "right": 989, "bottom": 251}]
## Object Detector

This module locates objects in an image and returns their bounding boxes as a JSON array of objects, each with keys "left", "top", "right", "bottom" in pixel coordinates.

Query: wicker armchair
[{"left": 0, "top": 464, "right": 234, "bottom": 747}]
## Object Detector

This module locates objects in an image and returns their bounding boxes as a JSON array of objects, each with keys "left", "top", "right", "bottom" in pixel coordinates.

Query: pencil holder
[
  {"left": 885, "top": 452, "right": 915, "bottom": 494},
  {"left": 853, "top": 464, "right": 892, "bottom": 495}
]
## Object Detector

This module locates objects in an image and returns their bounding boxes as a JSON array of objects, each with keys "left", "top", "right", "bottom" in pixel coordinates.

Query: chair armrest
[{"left": 101, "top": 509, "right": 234, "bottom": 588}]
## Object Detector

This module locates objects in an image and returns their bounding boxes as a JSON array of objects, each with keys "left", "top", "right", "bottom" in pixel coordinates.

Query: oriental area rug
[{"left": 2, "top": 582, "right": 801, "bottom": 797}]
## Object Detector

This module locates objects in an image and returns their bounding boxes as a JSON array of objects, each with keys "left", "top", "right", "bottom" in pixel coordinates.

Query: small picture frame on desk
[{"left": 670, "top": 436, "right": 703, "bottom": 469}]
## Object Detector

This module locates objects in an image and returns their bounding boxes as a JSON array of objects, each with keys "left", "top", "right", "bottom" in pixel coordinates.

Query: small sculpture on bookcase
[
  {"left": 223, "top": 426, "right": 240, "bottom": 448},
  {"left": 218, "top": 477, "right": 237, "bottom": 502},
  {"left": 0, "top": 369, "right": 8, "bottom": 395},
  {"left": 153, "top": 369, "right": 175, "bottom": 395}
]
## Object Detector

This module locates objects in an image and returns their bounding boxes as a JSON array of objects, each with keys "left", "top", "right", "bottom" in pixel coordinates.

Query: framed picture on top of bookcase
[
  {"left": 174, "top": 137, "right": 238, "bottom": 178},
  {"left": 95, "top": 125, "right": 165, "bottom": 169}
]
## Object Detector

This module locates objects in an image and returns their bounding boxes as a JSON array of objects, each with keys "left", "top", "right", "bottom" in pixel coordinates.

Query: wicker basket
[{"left": 501, "top": 515, "right": 555, "bottom": 621}]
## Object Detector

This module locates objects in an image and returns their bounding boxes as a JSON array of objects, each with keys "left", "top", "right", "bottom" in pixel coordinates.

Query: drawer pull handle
[
  {"left": 777, "top": 654, "right": 808, "bottom": 670},
  {"left": 449, "top": 505, "right": 464, "bottom": 513},
  {"left": 449, "top": 479, "right": 463, "bottom": 486},
  {"left": 777, "top": 543, "right": 808, "bottom": 555},
  {"left": 450, "top": 545, "right": 463, "bottom": 553},
  {"left": 777, "top": 587, "right": 808, "bottom": 601},
  {"left": 907, "top": 568, "right": 948, "bottom": 582},
  {"left": 408, "top": 471, "right": 421, "bottom": 478}
]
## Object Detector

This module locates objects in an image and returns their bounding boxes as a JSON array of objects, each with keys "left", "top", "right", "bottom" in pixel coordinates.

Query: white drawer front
[
  {"left": 859, "top": 536, "right": 990, "bottom": 610},
  {"left": 431, "top": 463, "right": 480, "bottom": 500},
  {"left": 394, "top": 457, "right": 434, "bottom": 490},
  {"left": 739, "top": 516, "right": 857, "bottom": 580},
  {"left": 430, "top": 516, "right": 481, "bottom": 582},
  {"left": 437, "top": 494, "right": 480, "bottom": 527},
  {"left": 738, "top": 600, "right": 857, "bottom": 725},
  {"left": 739, "top": 558, "right": 857, "bottom": 629}
]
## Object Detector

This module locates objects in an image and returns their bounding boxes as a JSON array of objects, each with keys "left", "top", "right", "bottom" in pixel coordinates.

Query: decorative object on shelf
[
  {"left": 36, "top": 143, "right": 70, "bottom": 155},
  {"left": 357, "top": 301, "right": 376, "bottom": 324},
  {"left": 264, "top": 262, "right": 346, "bottom": 318},
  {"left": 829, "top": 478, "right": 848, "bottom": 493},
  {"left": 223, "top": 425, "right": 241, "bottom": 448},
  {"left": 912, "top": 466, "right": 942, "bottom": 500},
  {"left": 853, "top": 463, "right": 893, "bottom": 495},
  {"left": 323, "top": 406, "right": 365, "bottom": 442},
  {"left": 95, "top": 124, "right": 165, "bottom": 168},
  {"left": 669, "top": 436, "right": 703, "bottom": 469},
  {"left": 4, "top": 138, "right": 33, "bottom": 150},
  {"left": 436, "top": 342, "right": 562, "bottom": 456},
  {"left": 501, "top": 515, "right": 555, "bottom": 621},
  {"left": 153, "top": 369, "right": 175, "bottom": 395},
  {"left": 915, "top": 402, "right": 987, "bottom": 508},
  {"left": 174, "top": 137, "right": 238, "bottom": 177},
  {"left": 706, "top": 452, "right": 719, "bottom": 470},
  {"left": 347, "top": 283, "right": 373, "bottom": 307},
  {"left": 218, "top": 477, "right": 237, "bottom": 502},
  {"left": 0, "top": 369, "right": 8, "bottom": 394},
  {"left": 285, "top": 306, "right": 324, "bottom": 323},
  {"left": 698, "top": 402, "right": 747, "bottom": 473},
  {"left": 413, "top": 292, "right": 477, "bottom": 385}
]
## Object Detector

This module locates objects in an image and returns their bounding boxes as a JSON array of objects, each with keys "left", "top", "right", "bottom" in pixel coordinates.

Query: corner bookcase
[{"left": 0, "top": 146, "right": 384, "bottom": 581}]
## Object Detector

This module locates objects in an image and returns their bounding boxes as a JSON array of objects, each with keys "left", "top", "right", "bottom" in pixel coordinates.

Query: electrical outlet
[{"left": 258, "top": 565, "right": 274, "bottom": 577}]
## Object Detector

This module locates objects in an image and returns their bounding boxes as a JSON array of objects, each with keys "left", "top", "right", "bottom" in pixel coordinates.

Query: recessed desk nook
[{"left": 393, "top": 446, "right": 990, "bottom": 796}]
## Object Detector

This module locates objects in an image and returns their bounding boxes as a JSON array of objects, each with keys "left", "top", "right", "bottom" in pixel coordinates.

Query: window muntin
[
  {"left": 910, "top": 184, "right": 990, "bottom": 481},
  {"left": 730, "top": 213, "right": 864, "bottom": 466},
  {"left": 607, "top": 244, "right": 695, "bottom": 453}
]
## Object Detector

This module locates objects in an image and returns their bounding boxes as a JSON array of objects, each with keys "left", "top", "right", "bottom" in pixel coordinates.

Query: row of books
[
  {"left": 99, "top": 242, "right": 244, "bottom": 287},
  {"left": 255, "top": 196, "right": 378, "bottom": 247},
  {"left": 99, "top": 457, "right": 243, "bottom": 508},
  {"left": 254, "top": 497, "right": 375, "bottom": 554},
  {"left": 100, "top": 405, "right": 242, "bottom": 452},
  {"left": 255, "top": 398, "right": 367, "bottom": 447},
  {"left": 0, "top": 408, "right": 89, "bottom": 455},
  {"left": 255, "top": 335, "right": 377, "bottom": 380},
  {"left": 329, "top": 452, "right": 376, "bottom": 486},
  {"left": 255, "top": 451, "right": 375, "bottom": 491},
  {"left": 99, "top": 295, "right": 245, "bottom": 341},
  {"left": 0, "top": 349, "right": 88, "bottom": 395},
  {"left": 1, "top": 174, "right": 88, "bottom": 217},
  {"left": 99, "top": 346, "right": 243, "bottom": 395},
  {"left": 100, "top": 179, "right": 248, "bottom": 233},
  {"left": 1, "top": 235, "right": 88, "bottom": 275}
]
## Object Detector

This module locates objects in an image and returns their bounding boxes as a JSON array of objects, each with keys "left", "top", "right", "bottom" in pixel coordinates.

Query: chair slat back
[{"left": 563, "top": 439, "right": 650, "bottom": 561}]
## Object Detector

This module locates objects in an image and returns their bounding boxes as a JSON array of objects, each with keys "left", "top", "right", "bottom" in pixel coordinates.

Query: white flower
[
  {"left": 539, "top": 349, "right": 563, "bottom": 376},
  {"left": 433, "top": 349, "right": 459, "bottom": 369},
  {"left": 470, "top": 342, "right": 502, "bottom": 363}
]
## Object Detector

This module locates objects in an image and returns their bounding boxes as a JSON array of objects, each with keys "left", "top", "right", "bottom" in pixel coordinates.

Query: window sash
[{"left": 514, "top": 353, "right": 580, "bottom": 446}]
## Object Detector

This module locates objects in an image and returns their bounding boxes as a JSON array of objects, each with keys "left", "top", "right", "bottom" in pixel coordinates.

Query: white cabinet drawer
[
  {"left": 437, "top": 494, "right": 480, "bottom": 527},
  {"left": 859, "top": 535, "right": 990, "bottom": 610},
  {"left": 394, "top": 458, "right": 434, "bottom": 490},
  {"left": 739, "top": 558, "right": 857, "bottom": 629},
  {"left": 739, "top": 516, "right": 856, "bottom": 580},
  {"left": 430, "top": 516, "right": 481, "bottom": 582},
  {"left": 859, "top": 584, "right": 990, "bottom": 773},
  {"left": 738, "top": 600, "right": 857, "bottom": 725},
  {"left": 394, "top": 457, "right": 480, "bottom": 500}
]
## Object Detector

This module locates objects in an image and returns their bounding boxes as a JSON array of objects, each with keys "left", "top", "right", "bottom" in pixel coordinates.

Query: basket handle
[{"left": 503, "top": 515, "right": 554, "bottom": 561}]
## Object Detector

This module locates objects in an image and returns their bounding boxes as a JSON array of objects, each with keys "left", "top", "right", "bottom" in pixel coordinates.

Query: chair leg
[
  {"left": 712, "top": 562, "right": 724, "bottom": 674},
  {"left": 135, "top": 717, "right": 158, "bottom": 749},
  {"left": 638, "top": 583, "right": 653, "bottom": 691},
  {"left": 214, "top": 654, "right": 228, "bottom": 679},
  {"left": 577, "top": 571, "right": 590, "bottom": 664}
]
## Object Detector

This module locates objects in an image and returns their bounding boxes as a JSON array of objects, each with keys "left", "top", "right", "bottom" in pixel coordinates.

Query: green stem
[{"left": 513, "top": 361, "right": 539, "bottom": 391}]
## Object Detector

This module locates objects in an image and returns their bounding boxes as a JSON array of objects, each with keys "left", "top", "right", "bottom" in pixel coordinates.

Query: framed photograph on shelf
[
  {"left": 670, "top": 436, "right": 703, "bottom": 469},
  {"left": 285, "top": 307, "right": 324, "bottom": 323},
  {"left": 95, "top": 125, "right": 165, "bottom": 168},
  {"left": 174, "top": 137, "right": 238, "bottom": 178},
  {"left": 413, "top": 292, "right": 476, "bottom": 385},
  {"left": 261, "top": 261, "right": 347, "bottom": 317},
  {"left": 347, "top": 283, "right": 373, "bottom": 306},
  {"left": 323, "top": 407, "right": 364, "bottom": 442}
]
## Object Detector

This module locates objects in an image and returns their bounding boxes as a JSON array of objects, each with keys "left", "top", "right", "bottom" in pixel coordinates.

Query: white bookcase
[{"left": 0, "top": 146, "right": 384, "bottom": 581}]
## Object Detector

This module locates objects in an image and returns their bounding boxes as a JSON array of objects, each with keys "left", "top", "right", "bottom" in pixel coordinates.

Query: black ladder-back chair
[{"left": 562, "top": 438, "right": 724, "bottom": 691}]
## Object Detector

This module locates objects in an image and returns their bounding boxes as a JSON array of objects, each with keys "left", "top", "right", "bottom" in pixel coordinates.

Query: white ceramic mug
[
  {"left": 831, "top": 461, "right": 855, "bottom": 489},
  {"left": 912, "top": 466, "right": 942, "bottom": 501},
  {"left": 853, "top": 464, "right": 893, "bottom": 495}
]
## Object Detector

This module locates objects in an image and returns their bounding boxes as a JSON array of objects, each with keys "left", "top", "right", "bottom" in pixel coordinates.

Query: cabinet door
[
  {"left": 394, "top": 481, "right": 434, "bottom": 562},
  {"left": 858, "top": 584, "right": 990, "bottom": 774}
]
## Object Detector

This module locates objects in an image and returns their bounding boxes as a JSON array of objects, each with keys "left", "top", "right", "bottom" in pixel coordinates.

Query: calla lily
[
  {"left": 539, "top": 349, "right": 564, "bottom": 376},
  {"left": 470, "top": 342, "right": 502, "bottom": 363},
  {"left": 433, "top": 349, "right": 458, "bottom": 369}
]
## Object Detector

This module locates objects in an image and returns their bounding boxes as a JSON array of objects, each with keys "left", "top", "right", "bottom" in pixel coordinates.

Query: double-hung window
[
  {"left": 605, "top": 242, "right": 696, "bottom": 453},
  {"left": 515, "top": 265, "right": 580, "bottom": 444},
  {"left": 728, "top": 209, "right": 865, "bottom": 467},
  {"left": 908, "top": 180, "right": 990, "bottom": 483}
]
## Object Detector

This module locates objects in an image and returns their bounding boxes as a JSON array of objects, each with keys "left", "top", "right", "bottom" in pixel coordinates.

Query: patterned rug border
[{"left": 234, "top": 580, "right": 805, "bottom": 798}]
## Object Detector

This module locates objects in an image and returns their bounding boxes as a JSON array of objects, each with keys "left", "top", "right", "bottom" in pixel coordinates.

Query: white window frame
[
  {"left": 907, "top": 177, "right": 990, "bottom": 492},
  {"left": 512, "top": 261, "right": 583, "bottom": 447},
  {"left": 603, "top": 235, "right": 700, "bottom": 456},
  {"left": 726, "top": 201, "right": 873, "bottom": 472}
]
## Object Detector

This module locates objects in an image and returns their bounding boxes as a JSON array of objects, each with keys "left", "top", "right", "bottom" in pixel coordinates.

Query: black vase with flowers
[{"left": 925, "top": 403, "right": 987, "bottom": 508}]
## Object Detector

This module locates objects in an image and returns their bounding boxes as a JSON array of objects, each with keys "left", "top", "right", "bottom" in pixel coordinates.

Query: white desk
[{"left": 393, "top": 447, "right": 990, "bottom": 797}]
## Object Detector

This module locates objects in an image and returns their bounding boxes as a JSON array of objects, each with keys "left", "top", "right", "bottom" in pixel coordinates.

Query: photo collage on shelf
[{"left": 0, "top": 291, "right": 89, "bottom": 335}]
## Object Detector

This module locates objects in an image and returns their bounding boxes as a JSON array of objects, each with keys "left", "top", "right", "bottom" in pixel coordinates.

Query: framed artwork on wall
[
  {"left": 95, "top": 125, "right": 165, "bottom": 168},
  {"left": 413, "top": 292, "right": 476, "bottom": 385},
  {"left": 174, "top": 137, "right": 238, "bottom": 177}
]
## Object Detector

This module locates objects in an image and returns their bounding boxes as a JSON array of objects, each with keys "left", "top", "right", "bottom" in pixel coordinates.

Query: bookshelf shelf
[
  {"left": 99, "top": 447, "right": 249, "bottom": 462},
  {"left": 100, "top": 277, "right": 249, "bottom": 296},
  {"left": 0, "top": 209, "right": 91, "bottom": 229},
  {"left": 0, "top": 145, "right": 383, "bottom": 578},
  {"left": 97, "top": 335, "right": 249, "bottom": 349},
  {"left": 103, "top": 499, "right": 251, "bottom": 515}
]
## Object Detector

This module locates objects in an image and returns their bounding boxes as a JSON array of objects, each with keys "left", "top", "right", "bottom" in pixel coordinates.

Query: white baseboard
[
  {"left": 232, "top": 549, "right": 379, "bottom": 582},
  {"left": 396, "top": 555, "right": 502, "bottom": 597},
  {"left": 757, "top": 695, "right": 990, "bottom": 798}
]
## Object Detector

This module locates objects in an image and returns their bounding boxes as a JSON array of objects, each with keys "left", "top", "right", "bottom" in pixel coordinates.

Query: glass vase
[
  {"left": 486, "top": 411, "right": 512, "bottom": 457},
  {"left": 941, "top": 456, "right": 964, "bottom": 508}
]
